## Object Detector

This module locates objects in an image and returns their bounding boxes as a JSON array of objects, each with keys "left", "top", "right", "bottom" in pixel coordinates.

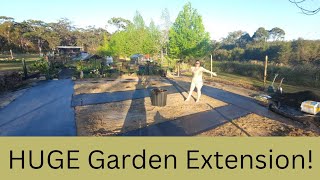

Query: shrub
[
  {"left": 0, "top": 72, "right": 23, "bottom": 92},
  {"left": 204, "top": 60, "right": 320, "bottom": 88},
  {"left": 30, "top": 60, "right": 49, "bottom": 75}
]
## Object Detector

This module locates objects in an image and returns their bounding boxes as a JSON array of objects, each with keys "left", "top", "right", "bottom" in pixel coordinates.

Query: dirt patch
[
  {"left": 75, "top": 92, "right": 227, "bottom": 136},
  {"left": 74, "top": 75, "right": 172, "bottom": 95},
  {"left": 172, "top": 76, "right": 258, "bottom": 98},
  {"left": 198, "top": 114, "right": 319, "bottom": 137}
]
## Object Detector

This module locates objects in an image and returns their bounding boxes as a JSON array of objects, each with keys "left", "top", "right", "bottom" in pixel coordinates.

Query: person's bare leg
[
  {"left": 195, "top": 82, "right": 203, "bottom": 103},
  {"left": 185, "top": 82, "right": 196, "bottom": 101}
]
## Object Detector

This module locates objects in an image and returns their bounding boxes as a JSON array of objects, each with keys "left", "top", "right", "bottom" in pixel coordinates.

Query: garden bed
[
  {"left": 74, "top": 75, "right": 172, "bottom": 95},
  {"left": 198, "top": 113, "right": 319, "bottom": 136},
  {"left": 75, "top": 89, "right": 227, "bottom": 136}
]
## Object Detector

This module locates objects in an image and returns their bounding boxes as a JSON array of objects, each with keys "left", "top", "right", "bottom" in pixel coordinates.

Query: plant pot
[{"left": 150, "top": 88, "right": 168, "bottom": 107}]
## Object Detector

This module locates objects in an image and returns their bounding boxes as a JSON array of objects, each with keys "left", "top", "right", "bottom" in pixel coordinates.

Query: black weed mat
[
  {"left": 272, "top": 91, "right": 320, "bottom": 109},
  {"left": 269, "top": 91, "right": 320, "bottom": 127}
]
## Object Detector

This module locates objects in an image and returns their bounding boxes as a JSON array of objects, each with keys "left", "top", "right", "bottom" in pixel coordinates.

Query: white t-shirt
[{"left": 191, "top": 67, "right": 212, "bottom": 83}]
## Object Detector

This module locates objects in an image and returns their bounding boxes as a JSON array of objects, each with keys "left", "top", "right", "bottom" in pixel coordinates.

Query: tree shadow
[
  {"left": 119, "top": 110, "right": 189, "bottom": 136},
  {"left": 121, "top": 76, "right": 147, "bottom": 135},
  {"left": 165, "top": 78, "right": 189, "bottom": 100},
  {"left": 206, "top": 103, "right": 251, "bottom": 136}
]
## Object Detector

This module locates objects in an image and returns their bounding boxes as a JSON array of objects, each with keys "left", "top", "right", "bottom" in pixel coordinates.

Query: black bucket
[{"left": 150, "top": 88, "right": 168, "bottom": 107}]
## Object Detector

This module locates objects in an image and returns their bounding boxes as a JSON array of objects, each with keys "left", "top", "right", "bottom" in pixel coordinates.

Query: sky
[{"left": 1, "top": 0, "right": 320, "bottom": 41}]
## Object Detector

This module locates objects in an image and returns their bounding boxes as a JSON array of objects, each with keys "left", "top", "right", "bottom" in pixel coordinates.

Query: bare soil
[
  {"left": 74, "top": 75, "right": 320, "bottom": 136},
  {"left": 75, "top": 91, "right": 227, "bottom": 136},
  {"left": 74, "top": 75, "right": 172, "bottom": 95},
  {"left": 198, "top": 113, "right": 319, "bottom": 136}
]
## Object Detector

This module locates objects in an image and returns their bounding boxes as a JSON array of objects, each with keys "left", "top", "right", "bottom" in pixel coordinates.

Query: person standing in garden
[{"left": 185, "top": 60, "right": 217, "bottom": 103}]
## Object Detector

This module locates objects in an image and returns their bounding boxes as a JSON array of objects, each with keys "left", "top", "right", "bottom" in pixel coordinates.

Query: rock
[
  {"left": 72, "top": 76, "right": 77, "bottom": 80},
  {"left": 39, "top": 76, "right": 46, "bottom": 80}
]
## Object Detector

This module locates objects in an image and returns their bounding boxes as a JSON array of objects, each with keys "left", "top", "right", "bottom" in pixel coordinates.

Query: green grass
[
  {"left": 0, "top": 54, "right": 40, "bottom": 61},
  {"left": 213, "top": 72, "right": 320, "bottom": 96},
  {"left": 204, "top": 61, "right": 320, "bottom": 88},
  {"left": 0, "top": 54, "right": 40, "bottom": 73}
]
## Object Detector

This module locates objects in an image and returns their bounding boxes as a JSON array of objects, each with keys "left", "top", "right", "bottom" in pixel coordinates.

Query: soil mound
[{"left": 272, "top": 91, "right": 320, "bottom": 109}]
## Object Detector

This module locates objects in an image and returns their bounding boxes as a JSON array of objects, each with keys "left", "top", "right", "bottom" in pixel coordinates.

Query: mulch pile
[
  {"left": 272, "top": 91, "right": 320, "bottom": 109},
  {"left": 269, "top": 91, "right": 320, "bottom": 127}
]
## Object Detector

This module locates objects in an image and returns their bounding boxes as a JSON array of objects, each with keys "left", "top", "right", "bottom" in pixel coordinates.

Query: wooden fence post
[
  {"left": 263, "top": 55, "right": 268, "bottom": 88},
  {"left": 210, "top": 55, "right": 213, "bottom": 77},
  {"left": 177, "top": 60, "right": 180, "bottom": 77},
  {"left": 22, "top": 58, "right": 28, "bottom": 79}
]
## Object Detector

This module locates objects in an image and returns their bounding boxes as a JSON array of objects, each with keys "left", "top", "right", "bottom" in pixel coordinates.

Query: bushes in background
[
  {"left": 0, "top": 72, "right": 23, "bottom": 92},
  {"left": 204, "top": 61, "right": 320, "bottom": 88}
]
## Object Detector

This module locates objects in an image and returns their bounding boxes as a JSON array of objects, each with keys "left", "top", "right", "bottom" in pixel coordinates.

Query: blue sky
[{"left": 1, "top": 0, "right": 320, "bottom": 40}]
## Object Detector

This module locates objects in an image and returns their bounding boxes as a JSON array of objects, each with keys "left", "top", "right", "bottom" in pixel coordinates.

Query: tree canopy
[
  {"left": 168, "top": 2, "right": 211, "bottom": 61},
  {"left": 0, "top": 17, "right": 109, "bottom": 54}
]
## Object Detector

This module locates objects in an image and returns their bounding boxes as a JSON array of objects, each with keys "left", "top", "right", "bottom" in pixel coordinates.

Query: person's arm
[
  {"left": 181, "top": 67, "right": 193, "bottom": 73},
  {"left": 201, "top": 67, "right": 217, "bottom": 76}
]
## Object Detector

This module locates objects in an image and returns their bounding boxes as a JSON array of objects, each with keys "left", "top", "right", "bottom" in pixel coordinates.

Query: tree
[
  {"left": 252, "top": 27, "right": 269, "bottom": 42},
  {"left": 168, "top": 2, "right": 210, "bottom": 61},
  {"left": 267, "top": 41, "right": 291, "bottom": 64},
  {"left": 269, "top": 27, "right": 285, "bottom": 41},
  {"left": 133, "top": 11, "right": 146, "bottom": 30},
  {"left": 160, "top": 8, "right": 172, "bottom": 56},
  {"left": 97, "top": 34, "right": 112, "bottom": 56},
  {"left": 237, "top": 33, "right": 252, "bottom": 48},
  {"left": 144, "top": 20, "right": 161, "bottom": 55},
  {"left": 49, "top": 18, "right": 76, "bottom": 46},
  {"left": 74, "top": 26, "right": 108, "bottom": 52},
  {"left": 23, "top": 20, "right": 48, "bottom": 55},
  {"left": 222, "top": 30, "right": 246, "bottom": 47},
  {"left": 231, "top": 47, "right": 245, "bottom": 61},
  {"left": 107, "top": 17, "right": 132, "bottom": 31},
  {"left": 0, "top": 16, "right": 18, "bottom": 59},
  {"left": 291, "top": 38, "right": 320, "bottom": 65},
  {"left": 105, "top": 11, "right": 161, "bottom": 58}
]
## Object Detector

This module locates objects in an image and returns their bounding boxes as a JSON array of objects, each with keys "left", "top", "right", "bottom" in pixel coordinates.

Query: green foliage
[
  {"left": 269, "top": 27, "right": 285, "bottom": 41},
  {"left": 30, "top": 59, "right": 60, "bottom": 79},
  {"left": 204, "top": 61, "right": 320, "bottom": 88},
  {"left": 252, "top": 27, "right": 269, "bottom": 42},
  {"left": 75, "top": 59, "right": 114, "bottom": 78},
  {"left": 103, "top": 11, "right": 161, "bottom": 58},
  {"left": 97, "top": 34, "right": 112, "bottom": 56},
  {"left": 31, "top": 59, "right": 49, "bottom": 74},
  {"left": 213, "top": 31, "right": 320, "bottom": 66},
  {"left": 0, "top": 17, "right": 109, "bottom": 54},
  {"left": 108, "top": 17, "right": 132, "bottom": 31},
  {"left": 168, "top": 2, "right": 211, "bottom": 61},
  {"left": 0, "top": 72, "right": 23, "bottom": 92}
]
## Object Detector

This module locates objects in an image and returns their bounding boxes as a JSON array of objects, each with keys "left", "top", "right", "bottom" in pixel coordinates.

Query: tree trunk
[
  {"left": 177, "top": 61, "right": 180, "bottom": 77},
  {"left": 160, "top": 49, "right": 164, "bottom": 67},
  {"left": 38, "top": 39, "right": 42, "bottom": 57},
  {"left": 10, "top": 49, "right": 13, "bottom": 60},
  {"left": 39, "top": 47, "right": 42, "bottom": 57}
]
